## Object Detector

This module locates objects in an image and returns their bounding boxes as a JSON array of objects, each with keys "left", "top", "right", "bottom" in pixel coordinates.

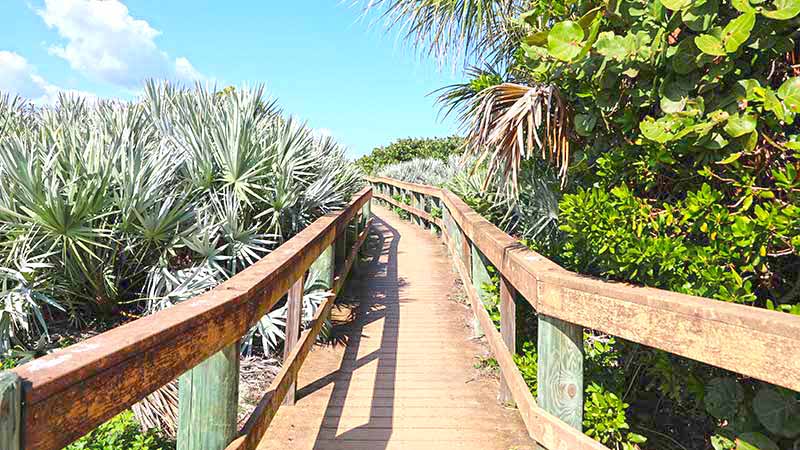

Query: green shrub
[
  {"left": 66, "top": 411, "right": 174, "bottom": 450},
  {"left": 356, "top": 136, "right": 464, "bottom": 174}
]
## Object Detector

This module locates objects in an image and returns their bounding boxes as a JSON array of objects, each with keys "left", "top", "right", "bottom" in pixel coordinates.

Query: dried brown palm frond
[
  {"left": 131, "top": 356, "right": 281, "bottom": 437},
  {"left": 132, "top": 382, "right": 179, "bottom": 437},
  {"left": 456, "top": 82, "right": 570, "bottom": 194}
]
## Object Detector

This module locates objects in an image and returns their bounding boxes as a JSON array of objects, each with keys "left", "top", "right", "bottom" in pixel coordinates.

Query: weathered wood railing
[
  {"left": 0, "top": 188, "right": 373, "bottom": 450},
  {"left": 367, "top": 176, "right": 800, "bottom": 450}
]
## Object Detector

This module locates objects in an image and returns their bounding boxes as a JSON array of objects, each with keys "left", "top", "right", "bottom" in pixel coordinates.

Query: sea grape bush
[{"left": 355, "top": 136, "right": 464, "bottom": 175}]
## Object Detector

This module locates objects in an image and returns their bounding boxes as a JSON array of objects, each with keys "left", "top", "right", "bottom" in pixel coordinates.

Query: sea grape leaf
[
  {"left": 722, "top": 13, "right": 755, "bottom": 52},
  {"left": 762, "top": 0, "right": 800, "bottom": 19},
  {"left": 525, "top": 30, "right": 549, "bottom": 46},
  {"left": 640, "top": 116, "right": 681, "bottom": 143},
  {"left": 778, "top": 77, "right": 800, "bottom": 112},
  {"left": 704, "top": 377, "right": 743, "bottom": 419},
  {"left": 732, "top": 0, "right": 756, "bottom": 12},
  {"left": 753, "top": 386, "right": 800, "bottom": 438},
  {"left": 684, "top": 0, "right": 719, "bottom": 31},
  {"left": 660, "top": 0, "right": 693, "bottom": 10},
  {"left": 547, "top": 21, "right": 585, "bottom": 61},
  {"left": 575, "top": 113, "right": 597, "bottom": 136},
  {"left": 695, "top": 34, "right": 726, "bottom": 55},
  {"left": 763, "top": 88, "right": 786, "bottom": 121},
  {"left": 595, "top": 32, "right": 628, "bottom": 60},
  {"left": 724, "top": 113, "right": 757, "bottom": 137},
  {"left": 661, "top": 81, "right": 690, "bottom": 113},
  {"left": 735, "top": 432, "right": 779, "bottom": 450}
]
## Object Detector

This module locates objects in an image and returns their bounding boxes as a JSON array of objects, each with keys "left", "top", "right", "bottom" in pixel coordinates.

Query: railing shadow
[{"left": 297, "top": 215, "right": 400, "bottom": 449}]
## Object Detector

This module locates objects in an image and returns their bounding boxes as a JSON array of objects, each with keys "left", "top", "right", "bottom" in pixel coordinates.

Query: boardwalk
[{"left": 258, "top": 204, "right": 534, "bottom": 450}]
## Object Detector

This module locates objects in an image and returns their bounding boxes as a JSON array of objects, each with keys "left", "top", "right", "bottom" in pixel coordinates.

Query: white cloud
[
  {"left": 37, "top": 0, "right": 203, "bottom": 87},
  {"left": 0, "top": 50, "right": 94, "bottom": 103}
]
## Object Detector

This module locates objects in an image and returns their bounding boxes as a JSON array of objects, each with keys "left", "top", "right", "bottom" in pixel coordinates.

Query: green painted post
[
  {"left": 470, "top": 243, "right": 492, "bottom": 339},
  {"left": 363, "top": 197, "right": 371, "bottom": 226},
  {"left": 0, "top": 372, "right": 21, "bottom": 450},
  {"left": 177, "top": 342, "right": 240, "bottom": 450},
  {"left": 414, "top": 193, "right": 423, "bottom": 227},
  {"left": 537, "top": 284, "right": 584, "bottom": 430},
  {"left": 308, "top": 244, "right": 335, "bottom": 294},
  {"left": 429, "top": 196, "right": 439, "bottom": 236}
]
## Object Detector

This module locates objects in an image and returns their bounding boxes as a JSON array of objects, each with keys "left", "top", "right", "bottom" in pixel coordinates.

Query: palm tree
[{"left": 363, "top": 0, "right": 571, "bottom": 191}]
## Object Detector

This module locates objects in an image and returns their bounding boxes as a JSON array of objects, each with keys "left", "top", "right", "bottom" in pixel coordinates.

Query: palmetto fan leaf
[
  {"left": 458, "top": 82, "right": 570, "bottom": 193},
  {"left": 364, "top": 0, "right": 526, "bottom": 65}
]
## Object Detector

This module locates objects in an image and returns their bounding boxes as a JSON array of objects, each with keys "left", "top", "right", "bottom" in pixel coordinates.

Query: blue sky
[{"left": 0, "top": 1, "right": 464, "bottom": 157}]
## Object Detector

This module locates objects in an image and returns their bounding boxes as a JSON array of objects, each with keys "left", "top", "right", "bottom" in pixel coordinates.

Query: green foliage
[
  {"left": 356, "top": 136, "right": 464, "bottom": 175},
  {"left": 0, "top": 84, "right": 362, "bottom": 357},
  {"left": 513, "top": 341, "right": 539, "bottom": 396},
  {"left": 66, "top": 411, "right": 174, "bottom": 450},
  {"left": 584, "top": 383, "right": 647, "bottom": 450},
  {"left": 518, "top": 0, "right": 800, "bottom": 313}
]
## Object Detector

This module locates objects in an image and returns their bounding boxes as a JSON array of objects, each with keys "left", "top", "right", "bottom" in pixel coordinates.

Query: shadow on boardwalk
[{"left": 257, "top": 206, "right": 534, "bottom": 450}]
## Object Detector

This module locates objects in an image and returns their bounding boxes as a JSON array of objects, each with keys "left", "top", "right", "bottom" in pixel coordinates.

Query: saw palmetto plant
[{"left": 0, "top": 81, "right": 362, "bottom": 357}]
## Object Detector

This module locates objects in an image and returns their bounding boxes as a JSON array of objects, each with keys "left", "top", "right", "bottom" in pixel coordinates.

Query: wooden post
[
  {"left": 499, "top": 277, "right": 516, "bottom": 404},
  {"left": 0, "top": 372, "right": 21, "bottom": 450},
  {"left": 470, "top": 243, "right": 490, "bottom": 339},
  {"left": 537, "top": 283, "right": 583, "bottom": 430},
  {"left": 283, "top": 276, "right": 304, "bottom": 405},
  {"left": 429, "top": 196, "right": 439, "bottom": 235},
  {"left": 178, "top": 341, "right": 240, "bottom": 450},
  {"left": 335, "top": 229, "right": 347, "bottom": 277}
]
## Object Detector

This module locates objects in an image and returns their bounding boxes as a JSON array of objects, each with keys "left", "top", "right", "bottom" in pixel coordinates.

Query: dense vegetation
[
  {"left": 367, "top": 0, "right": 800, "bottom": 448},
  {"left": 355, "top": 135, "right": 464, "bottom": 174},
  {"left": 0, "top": 82, "right": 361, "bottom": 443}
]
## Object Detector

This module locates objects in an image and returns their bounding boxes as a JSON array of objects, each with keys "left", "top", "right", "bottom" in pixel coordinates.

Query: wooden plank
[
  {"left": 282, "top": 276, "right": 304, "bottom": 406},
  {"left": 177, "top": 341, "right": 240, "bottom": 450},
  {"left": 537, "top": 311, "right": 583, "bottom": 430},
  {"left": 0, "top": 372, "right": 21, "bottom": 450},
  {"left": 372, "top": 192, "right": 438, "bottom": 225},
  {"left": 373, "top": 177, "right": 800, "bottom": 393},
  {"left": 470, "top": 242, "right": 491, "bottom": 339},
  {"left": 443, "top": 231, "right": 607, "bottom": 450},
  {"left": 227, "top": 220, "right": 371, "bottom": 450},
  {"left": 13, "top": 188, "right": 372, "bottom": 450},
  {"left": 499, "top": 276, "right": 516, "bottom": 405}
]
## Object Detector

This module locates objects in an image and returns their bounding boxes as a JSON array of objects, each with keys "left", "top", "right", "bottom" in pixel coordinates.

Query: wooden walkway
[{"left": 258, "top": 204, "right": 534, "bottom": 450}]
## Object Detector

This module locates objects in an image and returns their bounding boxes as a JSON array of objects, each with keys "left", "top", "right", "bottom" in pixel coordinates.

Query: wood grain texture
[
  {"left": 537, "top": 314, "right": 583, "bottom": 431},
  {"left": 440, "top": 221, "right": 606, "bottom": 450},
  {"left": 226, "top": 219, "right": 372, "bottom": 450},
  {"left": 13, "top": 188, "right": 372, "bottom": 450},
  {"left": 499, "top": 277, "right": 516, "bottom": 405},
  {"left": 369, "top": 177, "right": 800, "bottom": 392},
  {"left": 255, "top": 206, "right": 534, "bottom": 450},
  {"left": 178, "top": 342, "right": 240, "bottom": 450},
  {"left": 470, "top": 242, "right": 492, "bottom": 339},
  {"left": 0, "top": 372, "right": 21, "bottom": 450},
  {"left": 283, "top": 277, "right": 304, "bottom": 406}
]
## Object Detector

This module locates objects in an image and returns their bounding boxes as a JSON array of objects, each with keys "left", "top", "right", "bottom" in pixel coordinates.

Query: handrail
[
  {"left": 367, "top": 176, "right": 800, "bottom": 449},
  {"left": 5, "top": 187, "right": 373, "bottom": 450}
]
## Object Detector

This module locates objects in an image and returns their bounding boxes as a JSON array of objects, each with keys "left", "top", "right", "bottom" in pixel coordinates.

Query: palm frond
[{"left": 458, "top": 82, "right": 570, "bottom": 192}]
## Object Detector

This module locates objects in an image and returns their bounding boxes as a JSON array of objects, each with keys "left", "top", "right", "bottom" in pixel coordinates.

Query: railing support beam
[
  {"left": 283, "top": 276, "right": 304, "bottom": 406},
  {"left": 178, "top": 341, "right": 240, "bottom": 450},
  {"left": 0, "top": 372, "right": 21, "bottom": 450},
  {"left": 470, "top": 243, "right": 491, "bottom": 339},
  {"left": 499, "top": 276, "right": 516, "bottom": 405},
  {"left": 537, "top": 283, "right": 583, "bottom": 430}
]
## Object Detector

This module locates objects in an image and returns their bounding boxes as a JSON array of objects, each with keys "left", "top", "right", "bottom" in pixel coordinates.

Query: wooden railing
[
  {"left": 0, "top": 188, "right": 373, "bottom": 450},
  {"left": 367, "top": 176, "right": 800, "bottom": 450}
]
